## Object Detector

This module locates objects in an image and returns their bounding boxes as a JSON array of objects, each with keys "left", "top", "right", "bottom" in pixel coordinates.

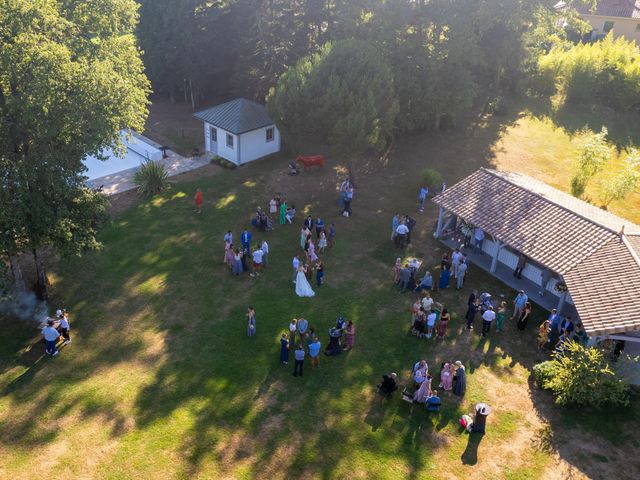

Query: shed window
[
  {"left": 603, "top": 21, "right": 614, "bottom": 33},
  {"left": 266, "top": 127, "right": 274, "bottom": 142},
  {"left": 226, "top": 133, "right": 234, "bottom": 148},
  {"left": 211, "top": 127, "right": 217, "bottom": 142}
]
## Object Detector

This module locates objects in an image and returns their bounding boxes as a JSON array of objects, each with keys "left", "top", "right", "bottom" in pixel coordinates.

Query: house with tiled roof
[
  {"left": 194, "top": 98, "right": 280, "bottom": 165},
  {"left": 561, "top": 0, "right": 640, "bottom": 43},
  {"left": 432, "top": 168, "right": 640, "bottom": 342}
]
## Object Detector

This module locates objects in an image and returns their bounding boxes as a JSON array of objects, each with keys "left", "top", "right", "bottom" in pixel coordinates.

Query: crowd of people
[{"left": 40, "top": 309, "right": 71, "bottom": 357}]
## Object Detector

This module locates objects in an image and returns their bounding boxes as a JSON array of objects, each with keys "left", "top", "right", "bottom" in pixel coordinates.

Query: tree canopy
[{"left": 0, "top": 0, "right": 150, "bottom": 296}]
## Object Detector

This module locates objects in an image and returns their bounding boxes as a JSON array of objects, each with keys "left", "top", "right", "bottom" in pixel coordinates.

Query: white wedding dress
[{"left": 295, "top": 270, "right": 315, "bottom": 297}]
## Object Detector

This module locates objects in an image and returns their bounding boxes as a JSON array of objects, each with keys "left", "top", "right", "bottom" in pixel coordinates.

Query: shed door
[{"left": 210, "top": 127, "right": 218, "bottom": 154}]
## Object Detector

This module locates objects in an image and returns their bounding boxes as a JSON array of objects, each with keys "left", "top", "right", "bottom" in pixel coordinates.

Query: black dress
[
  {"left": 517, "top": 310, "right": 530, "bottom": 330},
  {"left": 453, "top": 367, "right": 466, "bottom": 397}
]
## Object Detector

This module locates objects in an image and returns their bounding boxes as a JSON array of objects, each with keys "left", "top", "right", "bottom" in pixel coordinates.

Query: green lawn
[{"left": 1, "top": 101, "right": 640, "bottom": 479}]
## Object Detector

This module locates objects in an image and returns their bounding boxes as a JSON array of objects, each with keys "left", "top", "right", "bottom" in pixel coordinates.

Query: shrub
[
  {"left": 422, "top": 168, "right": 442, "bottom": 188},
  {"left": 214, "top": 156, "right": 237, "bottom": 169},
  {"left": 537, "top": 341, "right": 631, "bottom": 408},
  {"left": 134, "top": 160, "right": 169, "bottom": 196},
  {"left": 533, "top": 361, "right": 557, "bottom": 387}
]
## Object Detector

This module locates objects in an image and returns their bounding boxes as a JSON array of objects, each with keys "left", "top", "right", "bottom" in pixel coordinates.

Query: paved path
[{"left": 87, "top": 151, "right": 213, "bottom": 195}]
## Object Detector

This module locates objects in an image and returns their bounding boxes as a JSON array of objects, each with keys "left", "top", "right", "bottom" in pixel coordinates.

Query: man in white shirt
[
  {"left": 451, "top": 248, "right": 462, "bottom": 278},
  {"left": 421, "top": 293, "right": 434, "bottom": 311},
  {"left": 292, "top": 255, "right": 300, "bottom": 283},
  {"left": 261, "top": 240, "right": 269, "bottom": 268},
  {"left": 395, "top": 223, "right": 409, "bottom": 248},
  {"left": 474, "top": 227, "right": 485, "bottom": 253},
  {"left": 482, "top": 306, "right": 496, "bottom": 337},
  {"left": 250, "top": 247, "right": 263, "bottom": 277}
]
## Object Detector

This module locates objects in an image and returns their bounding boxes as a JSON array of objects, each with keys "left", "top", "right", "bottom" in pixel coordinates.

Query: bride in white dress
[{"left": 295, "top": 265, "right": 315, "bottom": 297}]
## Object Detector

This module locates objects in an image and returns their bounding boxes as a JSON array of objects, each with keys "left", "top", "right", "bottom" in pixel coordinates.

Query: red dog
[{"left": 296, "top": 155, "right": 325, "bottom": 169}]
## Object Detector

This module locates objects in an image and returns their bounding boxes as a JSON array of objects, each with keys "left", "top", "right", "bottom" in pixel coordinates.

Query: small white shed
[{"left": 194, "top": 98, "right": 281, "bottom": 165}]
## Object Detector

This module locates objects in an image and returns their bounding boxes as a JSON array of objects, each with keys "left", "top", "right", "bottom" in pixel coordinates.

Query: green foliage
[
  {"left": 538, "top": 34, "right": 640, "bottom": 110},
  {"left": 533, "top": 361, "right": 557, "bottom": 387},
  {"left": 267, "top": 39, "right": 399, "bottom": 159},
  {"left": 0, "top": 0, "right": 150, "bottom": 296},
  {"left": 422, "top": 169, "right": 442, "bottom": 188},
  {"left": 212, "top": 156, "right": 237, "bottom": 169},
  {"left": 134, "top": 160, "right": 169, "bottom": 196},
  {"left": 600, "top": 150, "right": 640, "bottom": 207},
  {"left": 570, "top": 127, "right": 611, "bottom": 198},
  {"left": 538, "top": 342, "right": 631, "bottom": 408}
]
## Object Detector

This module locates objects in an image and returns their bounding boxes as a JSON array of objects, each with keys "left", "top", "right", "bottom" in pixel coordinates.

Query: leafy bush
[
  {"left": 536, "top": 341, "right": 631, "bottom": 408},
  {"left": 134, "top": 160, "right": 169, "bottom": 196},
  {"left": 213, "top": 156, "right": 237, "bottom": 169},
  {"left": 570, "top": 127, "right": 611, "bottom": 198},
  {"left": 537, "top": 34, "right": 640, "bottom": 110},
  {"left": 422, "top": 168, "right": 442, "bottom": 188},
  {"left": 533, "top": 361, "right": 557, "bottom": 387}
]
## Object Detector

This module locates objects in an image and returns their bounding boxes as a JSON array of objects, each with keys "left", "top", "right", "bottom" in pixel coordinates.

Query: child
[
  {"left": 58, "top": 309, "right": 71, "bottom": 345},
  {"left": 316, "top": 262, "right": 324, "bottom": 287},
  {"left": 195, "top": 188, "right": 203, "bottom": 213},
  {"left": 247, "top": 307, "right": 256, "bottom": 337}
]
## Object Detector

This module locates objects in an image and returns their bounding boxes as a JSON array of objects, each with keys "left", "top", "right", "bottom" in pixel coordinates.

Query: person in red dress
[{"left": 195, "top": 188, "right": 203, "bottom": 213}]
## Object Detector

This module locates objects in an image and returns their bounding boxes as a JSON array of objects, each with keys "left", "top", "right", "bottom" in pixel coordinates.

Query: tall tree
[
  {"left": 0, "top": 0, "right": 149, "bottom": 297},
  {"left": 267, "top": 39, "right": 398, "bottom": 160}
]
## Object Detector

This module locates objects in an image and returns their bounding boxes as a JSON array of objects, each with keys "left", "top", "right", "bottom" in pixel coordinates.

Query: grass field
[{"left": 1, "top": 99, "right": 639, "bottom": 479}]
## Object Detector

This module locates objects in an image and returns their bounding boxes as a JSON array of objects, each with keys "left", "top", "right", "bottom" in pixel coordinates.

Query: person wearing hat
[{"left": 452, "top": 361, "right": 466, "bottom": 397}]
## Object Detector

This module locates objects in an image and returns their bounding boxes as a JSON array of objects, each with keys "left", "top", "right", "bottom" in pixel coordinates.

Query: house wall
[
  {"left": 582, "top": 14, "right": 640, "bottom": 44},
  {"left": 204, "top": 123, "right": 238, "bottom": 163},
  {"left": 238, "top": 125, "right": 281, "bottom": 164}
]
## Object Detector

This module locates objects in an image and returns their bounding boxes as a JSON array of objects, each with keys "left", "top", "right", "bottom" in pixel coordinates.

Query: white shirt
[
  {"left": 427, "top": 312, "right": 437, "bottom": 326},
  {"left": 452, "top": 252, "right": 461, "bottom": 264},
  {"left": 458, "top": 263, "right": 468, "bottom": 275},
  {"left": 482, "top": 310, "right": 496, "bottom": 322},
  {"left": 292, "top": 257, "right": 300, "bottom": 270},
  {"left": 58, "top": 318, "right": 70, "bottom": 329},
  {"left": 396, "top": 224, "right": 409, "bottom": 235},
  {"left": 261, "top": 241, "right": 269, "bottom": 254},
  {"left": 289, "top": 323, "right": 297, "bottom": 333},
  {"left": 422, "top": 297, "right": 434, "bottom": 310},
  {"left": 252, "top": 249, "right": 263, "bottom": 263},
  {"left": 474, "top": 228, "right": 484, "bottom": 241}
]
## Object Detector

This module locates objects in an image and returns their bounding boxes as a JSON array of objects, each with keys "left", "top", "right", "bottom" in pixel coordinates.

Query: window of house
[
  {"left": 266, "top": 127, "right": 274, "bottom": 142},
  {"left": 226, "top": 133, "right": 234, "bottom": 148},
  {"left": 211, "top": 127, "right": 217, "bottom": 142},
  {"left": 603, "top": 21, "right": 615, "bottom": 33}
]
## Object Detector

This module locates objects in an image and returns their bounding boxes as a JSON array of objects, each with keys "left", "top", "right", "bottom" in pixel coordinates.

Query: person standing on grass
[
  {"left": 261, "top": 240, "right": 269, "bottom": 268},
  {"left": 293, "top": 344, "right": 305, "bottom": 377},
  {"left": 57, "top": 310, "right": 71, "bottom": 345},
  {"left": 465, "top": 300, "right": 478, "bottom": 330},
  {"left": 315, "top": 217, "right": 324, "bottom": 238},
  {"left": 451, "top": 248, "right": 462, "bottom": 279},
  {"left": 247, "top": 307, "right": 256, "bottom": 337},
  {"left": 339, "top": 177, "right": 350, "bottom": 209},
  {"left": 344, "top": 321, "right": 356, "bottom": 349},
  {"left": 426, "top": 309, "right": 437, "bottom": 339},
  {"left": 269, "top": 197, "right": 277, "bottom": 216},
  {"left": 456, "top": 260, "right": 467, "bottom": 289},
  {"left": 318, "top": 231, "right": 327, "bottom": 253},
  {"left": 308, "top": 336, "right": 321, "bottom": 368},
  {"left": 304, "top": 215, "right": 314, "bottom": 231},
  {"left": 241, "top": 228, "right": 252, "bottom": 252},
  {"left": 297, "top": 317, "right": 309, "bottom": 344},
  {"left": 280, "top": 333, "right": 289, "bottom": 364},
  {"left": 328, "top": 223, "right": 336, "bottom": 248},
  {"left": 391, "top": 213, "right": 400, "bottom": 241},
  {"left": 316, "top": 262, "right": 324, "bottom": 286},
  {"left": 289, "top": 319, "right": 297, "bottom": 346},
  {"left": 393, "top": 258, "right": 403, "bottom": 284},
  {"left": 517, "top": 302, "right": 532, "bottom": 331},
  {"left": 292, "top": 255, "right": 300, "bottom": 282},
  {"left": 418, "top": 186, "right": 428, "bottom": 212},
  {"left": 344, "top": 186, "right": 354, "bottom": 216},
  {"left": 436, "top": 309, "right": 449, "bottom": 341},
  {"left": 42, "top": 320, "right": 60, "bottom": 356},
  {"left": 398, "top": 264, "right": 411, "bottom": 293},
  {"left": 512, "top": 290, "right": 528, "bottom": 320},
  {"left": 194, "top": 188, "right": 203, "bottom": 213},
  {"left": 395, "top": 222, "right": 409, "bottom": 248},
  {"left": 481, "top": 305, "right": 495, "bottom": 337},
  {"left": 224, "top": 230, "right": 233, "bottom": 245},
  {"left": 279, "top": 200, "right": 288, "bottom": 225},
  {"left": 495, "top": 301, "right": 507, "bottom": 332},
  {"left": 250, "top": 246, "right": 263, "bottom": 277}
]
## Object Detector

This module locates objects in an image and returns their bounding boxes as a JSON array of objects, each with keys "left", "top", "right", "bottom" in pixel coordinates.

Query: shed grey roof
[
  {"left": 193, "top": 98, "right": 274, "bottom": 135},
  {"left": 573, "top": 0, "right": 640, "bottom": 19}
]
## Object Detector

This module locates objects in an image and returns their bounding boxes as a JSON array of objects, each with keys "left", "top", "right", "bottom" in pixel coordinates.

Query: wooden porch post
[
  {"left": 557, "top": 291, "right": 567, "bottom": 314},
  {"left": 435, "top": 207, "right": 445, "bottom": 238},
  {"left": 490, "top": 240, "right": 503, "bottom": 273}
]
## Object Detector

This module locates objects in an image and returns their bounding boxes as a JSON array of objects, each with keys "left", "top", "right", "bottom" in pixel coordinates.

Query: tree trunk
[
  {"left": 32, "top": 248, "right": 48, "bottom": 300},
  {"left": 183, "top": 78, "right": 188, "bottom": 105},
  {"left": 9, "top": 255, "right": 25, "bottom": 292},
  {"left": 189, "top": 78, "right": 196, "bottom": 111}
]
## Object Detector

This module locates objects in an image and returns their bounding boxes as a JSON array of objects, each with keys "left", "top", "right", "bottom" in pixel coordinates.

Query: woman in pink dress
[
  {"left": 224, "top": 241, "right": 234, "bottom": 269},
  {"left": 344, "top": 321, "right": 356, "bottom": 349},
  {"left": 439, "top": 362, "right": 454, "bottom": 391},
  {"left": 308, "top": 239, "right": 318, "bottom": 262},
  {"left": 413, "top": 375, "right": 432, "bottom": 403}
]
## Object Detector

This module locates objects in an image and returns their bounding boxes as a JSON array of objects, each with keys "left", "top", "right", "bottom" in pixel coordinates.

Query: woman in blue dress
[
  {"left": 438, "top": 266, "right": 451, "bottom": 289},
  {"left": 279, "top": 333, "right": 289, "bottom": 364},
  {"left": 232, "top": 248, "right": 243, "bottom": 275}
]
